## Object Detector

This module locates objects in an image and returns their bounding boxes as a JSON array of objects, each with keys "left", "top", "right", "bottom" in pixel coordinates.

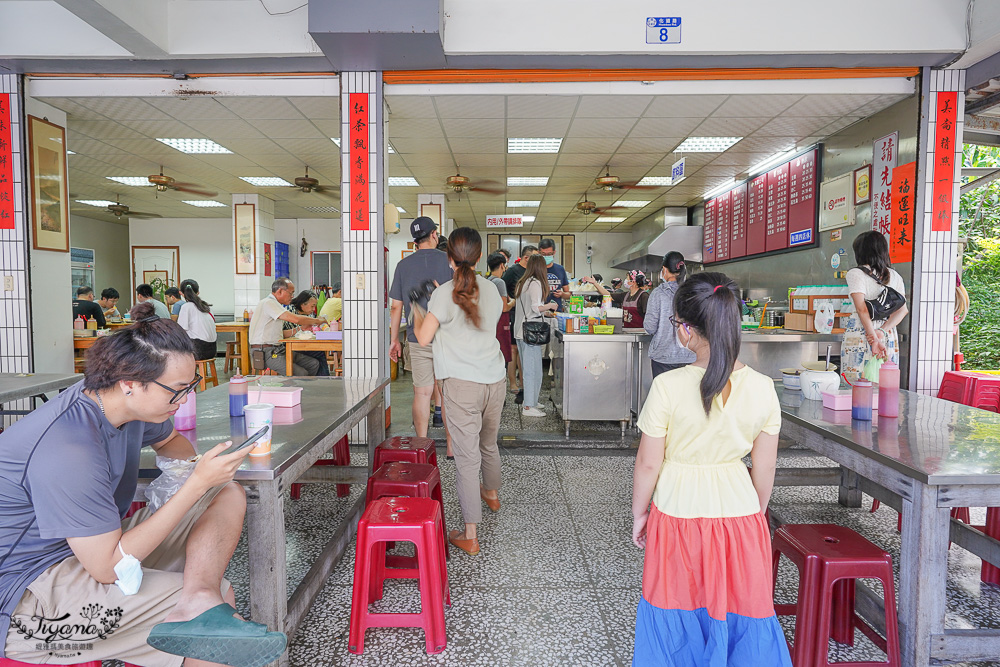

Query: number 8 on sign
[{"left": 646, "top": 17, "right": 681, "bottom": 44}]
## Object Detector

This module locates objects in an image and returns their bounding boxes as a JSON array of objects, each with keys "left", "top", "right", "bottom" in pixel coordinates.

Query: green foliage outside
[{"left": 959, "top": 145, "right": 1000, "bottom": 369}]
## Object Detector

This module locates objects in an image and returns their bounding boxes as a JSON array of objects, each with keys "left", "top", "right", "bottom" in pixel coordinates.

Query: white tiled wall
[
  {"left": 0, "top": 75, "right": 30, "bottom": 378},
  {"left": 910, "top": 68, "right": 964, "bottom": 394}
]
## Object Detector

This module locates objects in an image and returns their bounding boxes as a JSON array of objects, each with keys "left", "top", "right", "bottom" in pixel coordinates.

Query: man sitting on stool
[{"left": 249, "top": 278, "right": 327, "bottom": 376}]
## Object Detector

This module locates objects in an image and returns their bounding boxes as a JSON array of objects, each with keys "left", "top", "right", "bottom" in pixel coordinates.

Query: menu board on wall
[
  {"left": 704, "top": 147, "right": 818, "bottom": 264},
  {"left": 730, "top": 182, "right": 748, "bottom": 259},
  {"left": 716, "top": 190, "right": 731, "bottom": 261},
  {"left": 747, "top": 174, "right": 767, "bottom": 255}
]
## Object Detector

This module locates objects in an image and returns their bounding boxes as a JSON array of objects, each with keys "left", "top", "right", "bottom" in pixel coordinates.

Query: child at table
[{"left": 631, "top": 272, "right": 791, "bottom": 666}]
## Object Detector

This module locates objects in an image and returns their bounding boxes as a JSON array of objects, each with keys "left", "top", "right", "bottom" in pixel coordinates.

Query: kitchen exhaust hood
[{"left": 611, "top": 222, "right": 703, "bottom": 271}]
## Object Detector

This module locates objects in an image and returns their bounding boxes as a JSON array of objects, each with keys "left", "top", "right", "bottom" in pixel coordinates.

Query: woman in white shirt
[
  {"left": 176, "top": 279, "right": 218, "bottom": 362},
  {"left": 514, "top": 255, "right": 558, "bottom": 417},
  {"left": 842, "top": 231, "right": 908, "bottom": 381}
]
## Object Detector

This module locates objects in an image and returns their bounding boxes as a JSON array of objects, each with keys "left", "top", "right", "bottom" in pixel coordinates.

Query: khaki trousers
[{"left": 440, "top": 378, "right": 506, "bottom": 525}]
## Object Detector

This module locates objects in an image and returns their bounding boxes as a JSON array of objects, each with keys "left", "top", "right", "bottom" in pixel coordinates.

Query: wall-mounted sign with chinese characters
[
  {"left": 348, "top": 93, "right": 369, "bottom": 232},
  {"left": 646, "top": 17, "right": 681, "bottom": 44},
  {"left": 671, "top": 157, "right": 686, "bottom": 183},
  {"left": 818, "top": 173, "right": 855, "bottom": 231},
  {"left": 485, "top": 214, "right": 523, "bottom": 228},
  {"left": 872, "top": 132, "right": 898, "bottom": 240},
  {"left": 932, "top": 92, "right": 958, "bottom": 233},
  {"left": 890, "top": 161, "right": 916, "bottom": 263},
  {"left": 0, "top": 94, "right": 14, "bottom": 230}
]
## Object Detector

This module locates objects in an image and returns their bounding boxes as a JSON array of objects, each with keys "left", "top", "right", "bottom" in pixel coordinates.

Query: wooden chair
[
  {"left": 195, "top": 358, "right": 219, "bottom": 391},
  {"left": 224, "top": 340, "right": 241, "bottom": 374}
]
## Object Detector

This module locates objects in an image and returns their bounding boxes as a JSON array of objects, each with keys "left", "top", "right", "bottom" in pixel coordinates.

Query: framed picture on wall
[
  {"left": 235, "top": 203, "right": 256, "bottom": 274},
  {"left": 132, "top": 246, "right": 180, "bottom": 296},
  {"left": 27, "top": 115, "right": 70, "bottom": 252},
  {"left": 420, "top": 203, "right": 442, "bottom": 229},
  {"left": 853, "top": 164, "right": 872, "bottom": 205}
]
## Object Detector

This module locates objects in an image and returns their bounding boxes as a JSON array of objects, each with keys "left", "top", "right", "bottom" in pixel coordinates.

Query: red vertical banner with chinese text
[
  {"left": 932, "top": 92, "right": 958, "bottom": 233},
  {"left": 703, "top": 197, "right": 717, "bottom": 264},
  {"left": 348, "top": 93, "right": 369, "bottom": 231},
  {"left": 890, "top": 161, "right": 916, "bottom": 264},
  {"left": 0, "top": 94, "right": 14, "bottom": 230},
  {"left": 263, "top": 243, "right": 272, "bottom": 277}
]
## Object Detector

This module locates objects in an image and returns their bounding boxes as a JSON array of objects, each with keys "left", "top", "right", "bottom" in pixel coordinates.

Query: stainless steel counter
[{"left": 551, "top": 329, "right": 635, "bottom": 437}]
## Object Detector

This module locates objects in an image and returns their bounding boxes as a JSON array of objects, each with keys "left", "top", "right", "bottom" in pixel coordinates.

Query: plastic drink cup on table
[
  {"left": 229, "top": 375, "right": 248, "bottom": 417},
  {"left": 174, "top": 392, "right": 197, "bottom": 431},
  {"left": 878, "top": 362, "right": 900, "bottom": 418},
  {"left": 243, "top": 403, "right": 274, "bottom": 456},
  {"left": 851, "top": 379, "right": 873, "bottom": 421}
]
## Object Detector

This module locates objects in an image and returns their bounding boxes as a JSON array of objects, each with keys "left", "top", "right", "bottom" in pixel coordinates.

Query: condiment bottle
[
  {"left": 851, "top": 379, "right": 873, "bottom": 421},
  {"left": 174, "top": 391, "right": 197, "bottom": 431},
  {"left": 74, "top": 315, "right": 85, "bottom": 330},
  {"left": 86, "top": 316, "right": 98, "bottom": 330},
  {"left": 878, "top": 362, "right": 900, "bottom": 418},
  {"left": 243, "top": 308, "right": 249, "bottom": 322},
  {"left": 229, "top": 375, "right": 248, "bottom": 417}
]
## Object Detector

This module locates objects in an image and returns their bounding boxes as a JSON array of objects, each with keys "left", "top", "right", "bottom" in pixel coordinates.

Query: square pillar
[{"left": 231, "top": 194, "right": 275, "bottom": 316}]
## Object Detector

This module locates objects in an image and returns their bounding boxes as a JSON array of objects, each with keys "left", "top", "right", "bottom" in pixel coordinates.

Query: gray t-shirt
[
  {"left": 171, "top": 301, "right": 184, "bottom": 316},
  {"left": 427, "top": 276, "right": 505, "bottom": 384},
  {"left": 0, "top": 380, "right": 174, "bottom": 653},
  {"left": 388, "top": 248, "right": 454, "bottom": 343},
  {"left": 488, "top": 275, "right": 508, "bottom": 299},
  {"left": 148, "top": 298, "right": 171, "bottom": 319}
]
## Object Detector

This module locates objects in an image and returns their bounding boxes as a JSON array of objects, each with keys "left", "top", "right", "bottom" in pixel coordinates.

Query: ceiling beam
[{"left": 51, "top": 0, "right": 166, "bottom": 59}]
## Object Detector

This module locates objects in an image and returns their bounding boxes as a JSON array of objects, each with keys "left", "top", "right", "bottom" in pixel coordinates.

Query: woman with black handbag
[
  {"left": 514, "top": 254, "right": 558, "bottom": 417},
  {"left": 842, "top": 231, "right": 909, "bottom": 382}
]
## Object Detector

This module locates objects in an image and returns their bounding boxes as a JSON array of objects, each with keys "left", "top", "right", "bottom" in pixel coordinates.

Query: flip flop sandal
[{"left": 147, "top": 603, "right": 287, "bottom": 667}]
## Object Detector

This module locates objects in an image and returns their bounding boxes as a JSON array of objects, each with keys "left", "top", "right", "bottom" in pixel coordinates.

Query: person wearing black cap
[
  {"left": 319, "top": 282, "right": 342, "bottom": 324},
  {"left": 389, "top": 217, "right": 454, "bottom": 439}
]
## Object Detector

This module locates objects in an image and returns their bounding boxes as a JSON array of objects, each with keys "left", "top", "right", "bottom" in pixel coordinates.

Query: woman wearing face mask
[
  {"left": 642, "top": 252, "right": 696, "bottom": 378},
  {"left": 583, "top": 270, "right": 650, "bottom": 328}
]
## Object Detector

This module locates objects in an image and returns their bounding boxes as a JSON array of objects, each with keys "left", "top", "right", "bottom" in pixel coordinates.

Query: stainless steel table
[
  {"left": 778, "top": 386, "right": 1000, "bottom": 666},
  {"left": 140, "top": 376, "right": 388, "bottom": 667},
  {"left": 0, "top": 372, "right": 81, "bottom": 417}
]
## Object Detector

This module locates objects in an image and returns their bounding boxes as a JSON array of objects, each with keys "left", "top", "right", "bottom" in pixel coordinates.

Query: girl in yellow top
[{"left": 631, "top": 272, "right": 790, "bottom": 666}]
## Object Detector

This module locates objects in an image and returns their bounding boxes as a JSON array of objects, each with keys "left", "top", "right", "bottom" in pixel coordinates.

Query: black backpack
[{"left": 860, "top": 267, "right": 906, "bottom": 321}]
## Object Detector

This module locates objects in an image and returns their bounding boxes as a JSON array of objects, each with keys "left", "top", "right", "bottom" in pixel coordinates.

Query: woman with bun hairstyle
[
  {"left": 583, "top": 270, "right": 650, "bottom": 327},
  {"left": 642, "top": 251, "right": 696, "bottom": 379},
  {"left": 631, "top": 272, "right": 790, "bottom": 666},
  {"left": 412, "top": 227, "right": 506, "bottom": 556}
]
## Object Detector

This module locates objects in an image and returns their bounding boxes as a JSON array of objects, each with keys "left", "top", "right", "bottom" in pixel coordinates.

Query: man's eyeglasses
[{"left": 151, "top": 375, "right": 202, "bottom": 404}]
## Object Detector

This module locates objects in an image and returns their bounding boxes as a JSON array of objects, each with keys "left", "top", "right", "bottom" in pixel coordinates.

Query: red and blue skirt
[{"left": 633, "top": 506, "right": 792, "bottom": 666}]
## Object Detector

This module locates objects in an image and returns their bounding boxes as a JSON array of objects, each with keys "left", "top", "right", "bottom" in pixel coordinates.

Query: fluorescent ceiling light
[
  {"left": 75, "top": 199, "right": 116, "bottom": 207},
  {"left": 239, "top": 176, "right": 293, "bottom": 187},
  {"left": 388, "top": 143, "right": 396, "bottom": 154},
  {"left": 156, "top": 138, "right": 232, "bottom": 154},
  {"left": 396, "top": 206, "right": 406, "bottom": 213},
  {"left": 304, "top": 206, "right": 341, "bottom": 213},
  {"left": 106, "top": 176, "right": 152, "bottom": 187},
  {"left": 507, "top": 138, "right": 562, "bottom": 154},
  {"left": 747, "top": 148, "right": 799, "bottom": 177},
  {"left": 595, "top": 216, "right": 625, "bottom": 223},
  {"left": 704, "top": 179, "right": 737, "bottom": 199},
  {"left": 521, "top": 215, "right": 536, "bottom": 223},
  {"left": 637, "top": 176, "right": 673, "bottom": 187},
  {"left": 507, "top": 177, "right": 548, "bottom": 187},
  {"left": 330, "top": 138, "right": 340, "bottom": 146},
  {"left": 506, "top": 200, "right": 540, "bottom": 207},
  {"left": 674, "top": 137, "right": 742, "bottom": 153},
  {"left": 183, "top": 200, "right": 227, "bottom": 208},
  {"left": 614, "top": 200, "right": 650, "bottom": 207},
  {"left": 66, "top": 150, "right": 75, "bottom": 155},
  {"left": 388, "top": 177, "right": 419, "bottom": 186}
]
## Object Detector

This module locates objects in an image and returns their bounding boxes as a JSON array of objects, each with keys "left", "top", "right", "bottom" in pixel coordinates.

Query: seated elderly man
[
  {"left": 248, "top": 278, "right": 328, "bottom": 376},
  {"left": 0, "top": 302, "right": 285, "bottom": 667}
]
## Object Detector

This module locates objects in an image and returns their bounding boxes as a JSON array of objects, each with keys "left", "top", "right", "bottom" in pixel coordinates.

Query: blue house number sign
[{"left": 646, "top": 17, "right": 681, "bottom": 44}]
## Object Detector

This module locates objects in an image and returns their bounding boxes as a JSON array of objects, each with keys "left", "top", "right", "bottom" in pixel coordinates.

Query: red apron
[
  {"left": 495, "top": 311, "right": 512, "bottom": 363},
  {"left": 622, "top": 290, "right": 644, "bottom": 328}
]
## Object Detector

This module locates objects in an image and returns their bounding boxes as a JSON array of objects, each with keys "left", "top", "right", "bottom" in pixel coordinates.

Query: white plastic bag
[
  {"left": 144, "top": 456, "right": 197, "bottom": 514},
  {"left": 814, "top": 303, "right": 835, "bottom": 334}
]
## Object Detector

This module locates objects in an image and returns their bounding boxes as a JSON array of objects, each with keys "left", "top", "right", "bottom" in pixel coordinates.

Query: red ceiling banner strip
[
  {"left": 931, "top": 91, "right": 958, "bottom": 233},
  {"left": 348, "top": 92, "right": 370, "bottom": 232},
  {"left": 0, "top": 94, "right": 14, "bottom": 230}
]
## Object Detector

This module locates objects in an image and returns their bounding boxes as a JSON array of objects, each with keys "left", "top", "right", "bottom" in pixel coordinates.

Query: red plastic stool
[
  {"left": 870, "top": 499, "right": 970, "bottom": 540},
  {"left": 125, "top": 501, "right": 147, "bottom": 519},
  {"left": 373, "top": 436, "right": 438, "bottom": 469},
  {"left": 773, "top": 524, "right": 901, "bottom": 667},
  {"left": 290, "top": 435, "right": 351, "bottom": 500},
  {"left": 975, "top": 507, "right": 1000, "bottom": 585},
  {"left": 348, "top": 497, "right": 450, "bottom": 655},
  {"left": 365, "top": 462, "right": 449, "bottom": 563}
]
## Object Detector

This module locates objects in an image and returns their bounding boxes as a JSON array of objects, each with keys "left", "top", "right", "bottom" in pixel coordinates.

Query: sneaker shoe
[
  {"left": 514, "top": 390, "right": 524, "bottom": 405},
  {"left": 432, "top": 412, "right": 443, "bottom": 428},
  {"left": 522, "top": 406, "right": 545, "bottom": 417}
]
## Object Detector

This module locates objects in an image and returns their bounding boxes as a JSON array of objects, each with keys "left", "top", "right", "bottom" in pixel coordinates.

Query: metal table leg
[{"left": 246, "top": 479, "right": 289, "bottom": 667}]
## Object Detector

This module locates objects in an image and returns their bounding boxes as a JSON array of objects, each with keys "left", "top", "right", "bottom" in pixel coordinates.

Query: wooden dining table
[
  {"left": 282, "top": 338, "right": 343, "bottom": 376},
  {"left": 216, "top": 321, "right": 251, "bottom": 375}
]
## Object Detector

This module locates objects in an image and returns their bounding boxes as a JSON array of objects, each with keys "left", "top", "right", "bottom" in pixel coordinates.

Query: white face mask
[{"left": 114, "top": 541, "right": 143, "bottom": 595}]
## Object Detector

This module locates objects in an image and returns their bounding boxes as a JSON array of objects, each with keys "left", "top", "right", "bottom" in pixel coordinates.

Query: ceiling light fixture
[
  {"left": 183, "top": 200, "right": 228, "bottom": 208},
  {"left": 396, "top": 206, "right": 406, "bottom": 213},
  {"left": 506, "top": 200, "right": 540, "bottom": 208},
  {"left": 156, "top": 138, "right": 232, "bottom": 154},
  {"left": 704, "top": 179, "right": 737, "bottom": 199},
  {"left": 747, "top": 148, "right": 799, "bottom": 178},
  {"left": 506, "top": 177, "right": 548, "bottom": 187},
  {"left": 636, "top": 176, "right": 674, "bottom": 187},
  {"left": 388, "top": 143, "right": 396, "bottom": 154},
  {"left": 330, "top": 138, "right": 341, "bottom": 146},
  {"left": 595, "top": 216, "right": 625, "bottom": 223},
  {"left": 614, "top": 200, "right": 651, "bottom": 207},
  {"left": 507, "top": 138, "right": 562, "bottom": 154},
  {"left": 388, "top": 177, "right": 419, "bottom": 187},
  {"left": 75, "top": 199, "right": 117, "bottom": 207},
  {"left": 521, "top": 215, "right": 536, "bottom": 223},
  {"left": 106, "top": 176, "right": 153, "bottom": 187},
  {"left": 674, "top": 137, "right": 742, "bottom": 153},
  {"left": 239, "top": 176, "right": 293, "bottom": 187},
  {"left": 66, "top": 150, "right": 76, "bottom": 155},
  {"left": 304, "top": 206, "right": 341, "bottom": 213}
]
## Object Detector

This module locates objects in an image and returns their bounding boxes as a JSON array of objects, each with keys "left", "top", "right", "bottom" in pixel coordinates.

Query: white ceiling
[{"left": 39, "top": 90, "right": 910, "bottom": 232}]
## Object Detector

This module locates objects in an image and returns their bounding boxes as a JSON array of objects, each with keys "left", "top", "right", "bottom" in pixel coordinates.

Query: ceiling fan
[
  {"left": 291, "top": 167, "right": 337, "bottom": 196},
  {"left": 445, "top": 171, "right": 505, "bottom": 195},
  {"left": 574, "top": 192, "right": 626, "bottom": 216},
  {"left": 594, "top": 166, "right": 661, "bottom": 191},
  {"left": 75, "top": 196, "right": 162, "bottom": 220},
  {"left": 148, "top": 167, "right": 218, "bottom": 197}
]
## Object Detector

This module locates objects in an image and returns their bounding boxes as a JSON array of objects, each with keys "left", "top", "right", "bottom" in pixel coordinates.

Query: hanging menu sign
[
  {"left": 746, "top": 173, "right": 767, "bottom": 255},
  {"left": 729, "top": 182, "right": 748, "bottom": 259},
  {"left": 348, "top": 92, "right": 370, "bottom": 231},
  {"left": 0, "top": 95, "right": 13, "bottom": 230},
  {"left": 872, "top": 132, "right": 897, "bottom": 240},
  {"left": 703, "top": 197, "right": 717, "bottom": 263},
  {"left": 787, "top": 149, "right": 816, "bottom": 246},
  {"left": 765, "top": 162, "right": 790, "bottom": 252},
  {"left": 890, "top": 161, "right": 916, "bottom": 263},
  {"left": 932, "top": 92, "right": 958, "bottom": 233},
  {"left": 716, "top": 189, "right": 731, "bottom": 261}
]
